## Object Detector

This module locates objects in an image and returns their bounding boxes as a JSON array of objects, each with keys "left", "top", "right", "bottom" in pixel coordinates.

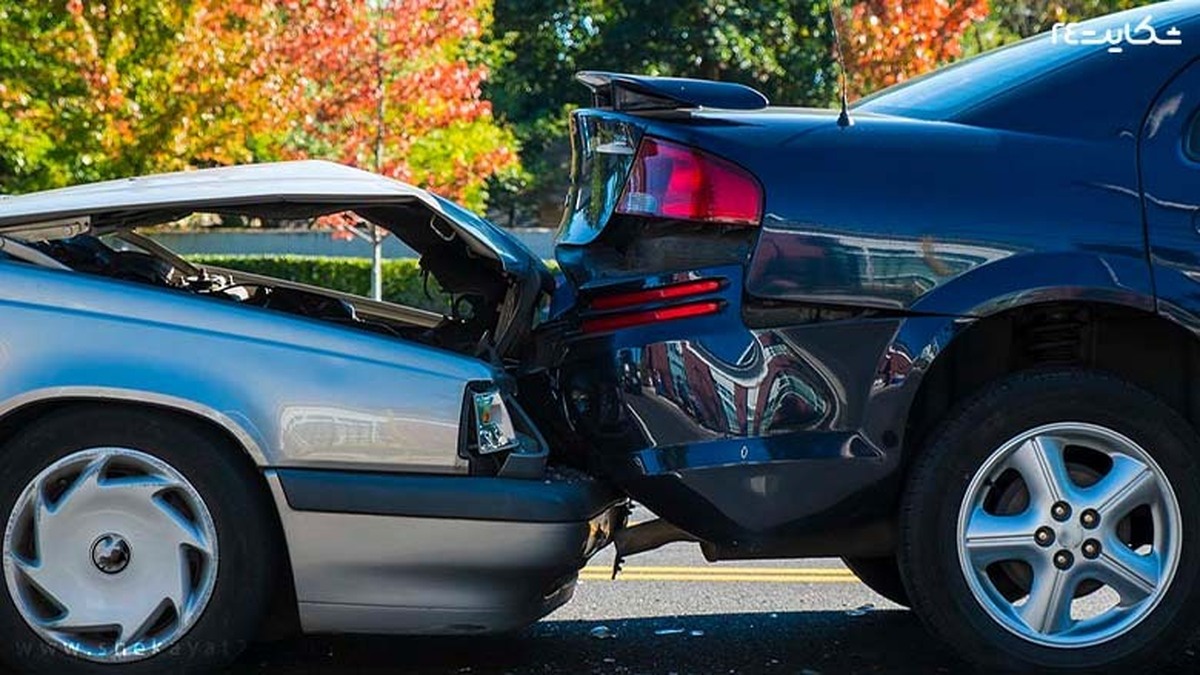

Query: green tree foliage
[{"left": 0, "top": 2, "right": 198, "bottom": 190}]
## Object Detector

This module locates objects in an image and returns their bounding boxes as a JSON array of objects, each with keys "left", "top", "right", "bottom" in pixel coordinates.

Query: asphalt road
[
  {"left": 223, "top": 543, "right": 951, "bottom": 675},
  {"left": 228, "top": 542, "right": 1200, "bottom": 674}
]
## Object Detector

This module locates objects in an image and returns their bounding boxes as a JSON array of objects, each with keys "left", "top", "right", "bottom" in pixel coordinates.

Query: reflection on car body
[{"left": 633, "top": 332, "right": 835, "bottom": 441}]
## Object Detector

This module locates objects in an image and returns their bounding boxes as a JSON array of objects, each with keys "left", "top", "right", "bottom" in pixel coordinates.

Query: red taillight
[
  {"left": 589, "top": 279, "right": 723, "bottom": 311},
  {"left": 616, "top": 137, "right": 762, "bottom": 226},
  {"left": 582, "top": 301, "right": 722, "bottom": 333}
]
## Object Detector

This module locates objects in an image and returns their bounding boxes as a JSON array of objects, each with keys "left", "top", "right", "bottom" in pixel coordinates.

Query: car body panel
[
  {"left": 564, "top": 101, "right": 1156, "bottom": 313},
  {"left": 0, "top": 160, "right": 424, "bottom": 223},
  {"left": 1141, "top": 59, "right": 1200, "bottom": 333},
  {"left": 740, "top": 115, "right": 1154, "bottom": 315}
]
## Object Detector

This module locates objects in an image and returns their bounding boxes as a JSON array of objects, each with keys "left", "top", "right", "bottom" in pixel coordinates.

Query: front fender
[{"left": 910, "top": 250, "right": 1154, "bottom": 317}]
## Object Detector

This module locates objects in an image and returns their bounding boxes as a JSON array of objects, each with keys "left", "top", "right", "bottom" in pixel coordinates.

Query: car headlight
[{"left": 472, "top": 388, "right": 518, "bottom": 455}]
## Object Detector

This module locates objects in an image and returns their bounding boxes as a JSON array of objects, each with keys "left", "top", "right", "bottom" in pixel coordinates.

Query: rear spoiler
[{"left": 575, "top": 71, "right": 769, "bottom": 112}]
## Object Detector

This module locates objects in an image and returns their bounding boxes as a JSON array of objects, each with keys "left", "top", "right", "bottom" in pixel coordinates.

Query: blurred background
[{"left": 0, "top": 0, "right": 1142, "bottom": 297}]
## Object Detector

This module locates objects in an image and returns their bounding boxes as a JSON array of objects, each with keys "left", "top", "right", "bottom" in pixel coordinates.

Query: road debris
[{"left": 589, "top": 625, "right": 616, "bottom": 640}]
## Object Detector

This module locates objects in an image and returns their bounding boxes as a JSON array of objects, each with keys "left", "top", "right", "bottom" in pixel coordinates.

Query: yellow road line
[
  {"left": 578, "top": 566, "right": 862, "bottom": 583},
  {"left": 580, "top": 575, "right": 858, "bottom": 583},
  {"left": 584, "top": 566, "right": 856, "bottom": 575}
]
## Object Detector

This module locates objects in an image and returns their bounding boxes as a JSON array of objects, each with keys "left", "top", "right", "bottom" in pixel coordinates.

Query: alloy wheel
[{"left": 957, "top": 422, "right": 1181, "bottom": 648}]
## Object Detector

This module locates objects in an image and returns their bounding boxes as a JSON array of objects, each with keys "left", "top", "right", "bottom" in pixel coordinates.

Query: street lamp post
[{"left": 369, "top": 0, "right": 387, "bottom": 301}]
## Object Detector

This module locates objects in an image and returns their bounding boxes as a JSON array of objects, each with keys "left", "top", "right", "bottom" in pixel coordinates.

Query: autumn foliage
[
  {"left": 254, "top": 1, "right": 518, "bottom": 208},
  {"left": 839, "top": 0, "right": 990, "bottom": 99},
  {"left": 0, "top": 0, "right": 517, "bottom": 211}
]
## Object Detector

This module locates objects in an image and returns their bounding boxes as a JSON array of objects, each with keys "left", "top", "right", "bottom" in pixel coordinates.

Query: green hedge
[{"left": 186, "top": 255, "right": 450, "bottom": 312}]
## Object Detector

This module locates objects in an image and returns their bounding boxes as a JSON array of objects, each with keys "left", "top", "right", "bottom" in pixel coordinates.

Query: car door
[{"left": 1141, "top": 59, "right": 1200, "bottom": 325}]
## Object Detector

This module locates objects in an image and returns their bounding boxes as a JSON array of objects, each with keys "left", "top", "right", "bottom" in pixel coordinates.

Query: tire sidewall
[
  {"left": 902, "top": 371, "right": 1200, "bottom": 672},
  {"left": 841, "top": 556, "right": 910, "bottom": 608},
  {"left": 0, "top": 406, "right": 273, "bottom": 674}
]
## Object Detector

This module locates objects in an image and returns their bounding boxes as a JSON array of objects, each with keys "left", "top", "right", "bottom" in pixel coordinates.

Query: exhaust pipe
[{"left": 609, "top": 518, "right": 699, "bottom": 578}]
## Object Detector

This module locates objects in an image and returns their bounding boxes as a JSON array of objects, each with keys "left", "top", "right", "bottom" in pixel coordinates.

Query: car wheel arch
[
  {"left": 0, "top": 387, "right": 269, "bottom": 464},
  {"left": 0, "top": 395, "right": 303, "bottom": 639},
  {"left": 895, "top": 299, "right": 1200, "bottom": 473}
]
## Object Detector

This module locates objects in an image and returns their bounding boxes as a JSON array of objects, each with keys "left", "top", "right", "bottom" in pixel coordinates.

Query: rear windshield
[{"left": 854, "top": 4, "right": 1190, "bottom": 120}]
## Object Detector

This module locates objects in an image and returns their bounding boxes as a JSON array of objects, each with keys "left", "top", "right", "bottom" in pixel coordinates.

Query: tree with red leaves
[
  {"left": 224, "top": 0, "right": 519, "bottom": 213},
  {"left": 838, "top": 0, "right": 990, "bottom": 99},
  {"left": 239, "top": 0, "right": 520, "bottom": 296}
]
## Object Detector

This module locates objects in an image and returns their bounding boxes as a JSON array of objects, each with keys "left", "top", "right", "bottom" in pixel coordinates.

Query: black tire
[
  {"left": 899, "top": 369, "right": 1200, "bottom": 672},
  {"left": 842, "top": 556, "right": 910, "bottom": 607},
  {"left": 0, "top": 405, "right": 277, "bottom": 674}
]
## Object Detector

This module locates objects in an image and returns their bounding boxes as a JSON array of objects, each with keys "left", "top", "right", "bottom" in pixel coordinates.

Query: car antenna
[{"left": 828, "top": 0, "right": 854, "bottom": 128}]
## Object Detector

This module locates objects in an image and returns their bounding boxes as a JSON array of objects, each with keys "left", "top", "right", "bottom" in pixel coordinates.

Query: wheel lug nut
[
  {"left": 1035, "top": 527, "right": 1055, "bottom": 547},
  {"left": 1051, "top": 501, "right": 1072, "bottom": 522},
  {"left": 1053, "top": 550, "right": 1074, "bottom": 570},
  {"left": 1080, "top": 509, "right": 1100, "bottom": 529},
  {"left": 1082, "top": 539, "right": 1102, "bottom": 560}
]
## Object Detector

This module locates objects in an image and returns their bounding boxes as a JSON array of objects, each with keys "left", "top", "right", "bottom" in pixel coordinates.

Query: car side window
[{"left": 1187, "top": 109, "right": 1200, "bottom": 162}]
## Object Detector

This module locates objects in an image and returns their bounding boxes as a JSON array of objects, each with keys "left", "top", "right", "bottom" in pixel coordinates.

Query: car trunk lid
[{"left": 0, "top": 161, "right": 554, "bottom": 359}]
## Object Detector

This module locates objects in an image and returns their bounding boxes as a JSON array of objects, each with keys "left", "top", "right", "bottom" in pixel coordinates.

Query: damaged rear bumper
[
  {"left": 528, "top": 282, "right": 908, "bottom": 556},
  {"left": 266, "top": 467, "right": 626, "bottom": 635},
  {"left": 604, "top": 432, "right": 897, "bottom": 558}
]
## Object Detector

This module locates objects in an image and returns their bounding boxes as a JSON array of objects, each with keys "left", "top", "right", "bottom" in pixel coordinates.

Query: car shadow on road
[{"left": 227, "top": 609, "right": 981, "bottom": 674}]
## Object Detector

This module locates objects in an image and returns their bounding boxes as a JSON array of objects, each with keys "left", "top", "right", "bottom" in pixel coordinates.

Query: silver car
[{"left": 0, "top": 161, "right": 625, "bottom": 673}]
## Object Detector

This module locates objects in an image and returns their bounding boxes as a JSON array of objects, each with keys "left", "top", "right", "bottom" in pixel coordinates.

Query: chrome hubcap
[
  {"left": 3, "top": 448, "right": 218, "bottom": 662},
  {"left": 957, "top": 422, "right": 1181, "bottom": 648}
]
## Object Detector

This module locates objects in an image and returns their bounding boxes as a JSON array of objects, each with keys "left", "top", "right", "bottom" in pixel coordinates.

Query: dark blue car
[{"left": 524, "top": 2, "right": 1200, "bottom": 670}]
